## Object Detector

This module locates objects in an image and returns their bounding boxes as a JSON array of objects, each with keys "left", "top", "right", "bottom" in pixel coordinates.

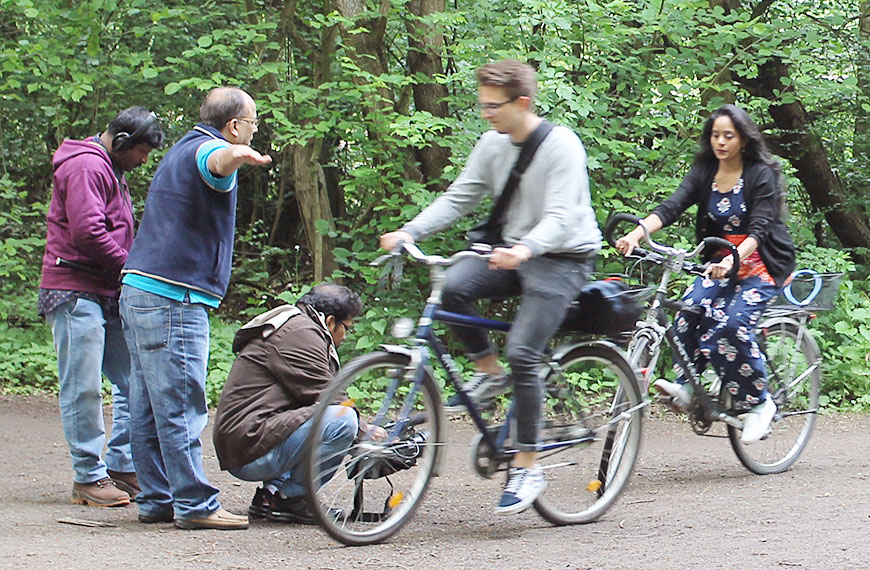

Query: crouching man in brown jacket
[{"left": 213, "top": 283, "right": 380, "bottom": 524}]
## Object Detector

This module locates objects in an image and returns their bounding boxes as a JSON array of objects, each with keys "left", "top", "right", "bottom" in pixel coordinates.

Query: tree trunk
[
  {"left": 292, "top": 142, "right": 337, "bottom": 281},
  {"left": 335, "top": 0, "right": 392, "bottom": 115},
  {"left": 406, "top": 0, "right": 451, "bottom": 188},
  {"left": 749, "top": 57, "right": 870, "bottom": 258},
  {"left": 279, "top": 1, "right": 340, "bottom": 280},
  {"left": 855, "top": 2, "right": 870, "bottom": 165}
]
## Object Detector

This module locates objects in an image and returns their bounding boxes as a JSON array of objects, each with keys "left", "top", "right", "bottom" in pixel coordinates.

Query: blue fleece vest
[{"left": 123, "top": 125, "right": 237, "bottom": 298}]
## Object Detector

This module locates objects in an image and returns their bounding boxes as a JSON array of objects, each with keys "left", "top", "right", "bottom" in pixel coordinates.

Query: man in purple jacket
[{"left": 39, "top": 107, "right": 163, "bottom": 507}]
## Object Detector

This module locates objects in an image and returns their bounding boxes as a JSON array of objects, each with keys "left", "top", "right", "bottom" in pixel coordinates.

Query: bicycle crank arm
[{"left": 718, "top": 413, "right": 744, "bottom": 429}]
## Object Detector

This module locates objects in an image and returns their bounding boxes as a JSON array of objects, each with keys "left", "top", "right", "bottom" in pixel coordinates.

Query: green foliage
[
  {"left": 814, "top": 277, "right": 870, "bottom": 411},
  {"left": 790, "top": 247, "right": 870, "bottom": 411},
  {"left": 206, "top": 317, "right": 238, "bottom": 408},
  {"left": 0, "top": 322, "right": 57, "bottom": 394},
  {"left": 0, "top": 174, "right": 56, "bottom": 394},
  {"left": 2, "top": 0, "right": 868, "bottom": 412}
]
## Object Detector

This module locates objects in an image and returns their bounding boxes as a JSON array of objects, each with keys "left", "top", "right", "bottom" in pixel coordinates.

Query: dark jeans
[{"left": 441, "top": 255, "right": 592, "bottom": 451}]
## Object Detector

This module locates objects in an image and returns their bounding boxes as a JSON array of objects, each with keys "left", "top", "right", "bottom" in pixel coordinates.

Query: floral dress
[{"left": 672, "top": 178, "right": 781, "bottom": 408}]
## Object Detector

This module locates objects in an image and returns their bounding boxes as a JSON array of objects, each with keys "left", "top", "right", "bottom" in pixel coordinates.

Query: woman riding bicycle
[{"left": 615, "top": 104, "right": 795, "bottom": 444}]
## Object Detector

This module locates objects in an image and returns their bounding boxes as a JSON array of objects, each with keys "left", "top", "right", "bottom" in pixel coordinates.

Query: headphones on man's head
[{"left": 111, "top": 111, "right": 158, "bottom": 152}]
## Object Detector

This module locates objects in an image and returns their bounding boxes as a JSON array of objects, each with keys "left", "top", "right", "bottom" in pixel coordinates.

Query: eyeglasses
[
  {"left": 338, "top": 321, "right": 354, "bottom": 335},
  {"left": 233, "top": 116, "right": 260, "bottom": 127},
  {"left": 476, "top": 96, "right": 519, "bottom": 111}
]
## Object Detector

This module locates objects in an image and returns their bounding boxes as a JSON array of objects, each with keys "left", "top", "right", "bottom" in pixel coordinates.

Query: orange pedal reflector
[
  {"left": 586, "top": 480, "right": 602, "bottom": 492},
  {"left": 388, "top": 492, "right": 404, "bottom": 509}
]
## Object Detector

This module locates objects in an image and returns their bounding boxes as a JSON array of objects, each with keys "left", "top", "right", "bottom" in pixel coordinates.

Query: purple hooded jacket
[{"left": 39, "top": 137, "right": 134, "bottom": 297}]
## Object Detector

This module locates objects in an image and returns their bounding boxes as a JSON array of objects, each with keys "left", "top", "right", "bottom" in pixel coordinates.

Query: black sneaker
[
  {"left": 250, "top": 487, "right": 342, "bottom": 525},
  {"left": 247, "top": 486, "right": 274, "bottom": 519},
  {"left": 444, "top": 372, "right": 509, "bottom": 414},
  {"left": 272, "top": 495, "right": 346, "bottom": 525}
]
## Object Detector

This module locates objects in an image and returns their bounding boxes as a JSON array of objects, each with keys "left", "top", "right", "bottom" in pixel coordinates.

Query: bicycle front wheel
[
  {"left": 626, "top": 333, "right": 658, "bottom": 394},
  {"left": 303, "top": 351, "right": 443, "bottom": 545},
  {"left": 534, "top": 343, "right": 644, "bottom": 525},
  {"left": 729, "top": 321, "right": 821, "bottom": 474}
]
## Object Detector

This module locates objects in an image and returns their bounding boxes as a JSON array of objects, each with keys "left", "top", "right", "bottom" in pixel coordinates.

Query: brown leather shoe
[
  {"left": 107, "top": 470, "right": 140, "bottom": 500},
  {"left": 174, "top": 508, "right": 249, "bottom": 530},
  {"left": 71, "top": 478, "right": 131, "bottom": 507}
]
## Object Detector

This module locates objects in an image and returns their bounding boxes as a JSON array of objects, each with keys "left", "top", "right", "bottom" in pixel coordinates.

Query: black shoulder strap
[{"left": 482, "top": 120, "right": 555, "bottom": 235}]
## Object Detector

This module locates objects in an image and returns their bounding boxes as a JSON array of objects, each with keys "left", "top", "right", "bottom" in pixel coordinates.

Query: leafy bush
[
  {"left": 785, "top": 246, "right": 869, "bottom": 411},
  {"left": 206, "top": 317, "right": 238, "bottom": 407}
]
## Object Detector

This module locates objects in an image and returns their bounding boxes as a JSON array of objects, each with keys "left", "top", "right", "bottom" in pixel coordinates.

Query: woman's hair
[
  {"left": 476, "top": 59, "right": 537, "bottom": 102},
  {"left": 297, "top": 283, "right": 363, "bottom": 323},
  {"left": 695, "top": 104, "right": 786, "bottom": 214}
]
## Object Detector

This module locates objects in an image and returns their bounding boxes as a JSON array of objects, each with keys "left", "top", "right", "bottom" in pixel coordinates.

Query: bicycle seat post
[{"left": 426, "top": 264, "right": 447, "bottom": 307}]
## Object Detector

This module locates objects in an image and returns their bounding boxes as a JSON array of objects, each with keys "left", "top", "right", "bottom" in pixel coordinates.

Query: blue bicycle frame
[{"left": 382, "top": 286, "right": 596, "bottom": 463}]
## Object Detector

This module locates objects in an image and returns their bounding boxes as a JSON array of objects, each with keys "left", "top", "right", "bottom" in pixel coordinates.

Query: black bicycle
[{"left": 302, "top": 242, "right": 646, "bottom": 545}]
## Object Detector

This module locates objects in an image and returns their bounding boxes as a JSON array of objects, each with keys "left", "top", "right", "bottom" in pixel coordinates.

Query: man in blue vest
[{"left": 120, "top": 87, "right": 271, "bottom": 530}]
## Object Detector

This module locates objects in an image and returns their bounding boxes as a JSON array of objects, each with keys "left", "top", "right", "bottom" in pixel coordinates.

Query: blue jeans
[
  {"left": 120, "top": 285, "right": 221, "bottom": 520},
  {"left": 47, "top": 298, "right": 134, "bottom": 483},
  {"left": 229, "top": 405, "right": 359, "bottom": 498},
  {"left": 441, "top": 255, "right": 591, "bottom": 451}
]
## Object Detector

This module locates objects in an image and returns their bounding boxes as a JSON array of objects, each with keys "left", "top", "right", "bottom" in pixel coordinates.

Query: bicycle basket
[
  {"left": 772, "top": 271, "right": 844, "bottom": 311},
  {"left": 560, "top": 279, "right": 651, "bottom": 335}
]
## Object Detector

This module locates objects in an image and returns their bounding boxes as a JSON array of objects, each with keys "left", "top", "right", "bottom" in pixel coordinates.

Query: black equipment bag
[{"left": 560, "top": 279, "right": 644, "bottom": 336}]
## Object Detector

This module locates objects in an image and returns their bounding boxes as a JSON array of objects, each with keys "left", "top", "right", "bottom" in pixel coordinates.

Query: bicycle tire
[
  {"left": 728, "top": 320, "right": 820, "bottom": 474},
  {"left": 303, "top": 351, "right": 443, "bottom": 545},
  {"left": 626, "top": 334, "right": 657, "bottom": 394},
  {"left": 534, "top": 343, "right": 644, "bottom": 525}
]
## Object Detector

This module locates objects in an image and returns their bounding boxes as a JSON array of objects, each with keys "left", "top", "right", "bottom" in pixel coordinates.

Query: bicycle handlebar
[
  {"left": 604, "top": 213, "right": 740, "bottom": 279},
  {"left": 371, "top": 241, "right": 490, "bottom": 268}
]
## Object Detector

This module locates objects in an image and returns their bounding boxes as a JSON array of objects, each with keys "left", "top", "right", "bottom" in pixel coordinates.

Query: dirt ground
[{"left": 1, "top": 393, "right": 868, "bottom": 570}]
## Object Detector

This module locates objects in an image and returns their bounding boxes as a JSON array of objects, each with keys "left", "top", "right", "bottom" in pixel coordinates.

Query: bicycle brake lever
[
  {"left": 370, "top": 253, "right": 395, "bottom": 267},
  {"left": 374, "top": 255, "right": 404, "bottom": 292}
]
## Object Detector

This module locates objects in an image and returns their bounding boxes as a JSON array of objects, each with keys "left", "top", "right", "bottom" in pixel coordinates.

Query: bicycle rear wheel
[
  {"left": 303, "top": 351, "right": 443, "bottom": 545},
  {"left": 729, "top": 321, "right": 820, "bottom": 474},
  {"left": 534, "top": 343, "right": 644, "bottom": 525}
]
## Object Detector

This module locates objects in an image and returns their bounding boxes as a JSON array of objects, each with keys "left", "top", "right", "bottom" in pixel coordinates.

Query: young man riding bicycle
[{"left": 380, "top": 59, "right": 602, "bottom": 515}]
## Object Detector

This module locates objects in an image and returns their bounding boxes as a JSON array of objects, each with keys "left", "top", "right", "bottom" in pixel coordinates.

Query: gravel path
[{"left": 1, "top": 394, "right": 867, "bottom": 569}]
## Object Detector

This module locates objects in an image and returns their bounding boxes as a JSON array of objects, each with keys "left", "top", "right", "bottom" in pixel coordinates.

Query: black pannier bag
[{"left": 560, "top": 279, "right": 645, "bottom": 336}]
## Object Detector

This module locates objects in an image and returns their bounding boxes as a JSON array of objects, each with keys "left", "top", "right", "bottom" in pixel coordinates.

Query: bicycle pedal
[
  {"left": 550, "top": 425, "right": 594, "bottom": 442},
  {"left": 653, "top": 394, "right": 687, "bottom": 414}
]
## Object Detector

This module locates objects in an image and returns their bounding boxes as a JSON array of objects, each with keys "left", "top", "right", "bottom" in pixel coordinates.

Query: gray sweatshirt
[{"left": 401, "top": 126, "right": 602, "bottom": 256}]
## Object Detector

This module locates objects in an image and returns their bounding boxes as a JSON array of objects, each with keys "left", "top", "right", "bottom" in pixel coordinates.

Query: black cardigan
[{"left": 652, "top": 160, "right": 795, "bottom": 287}]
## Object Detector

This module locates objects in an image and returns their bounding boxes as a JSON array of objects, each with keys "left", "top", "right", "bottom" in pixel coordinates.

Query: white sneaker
[
  {"left": 443, "top": 372, "right": 509, "bottom": 414},
  {"left": 495, "top": 466, "right": 547, "bottom": 515},
  {"left": 653, "top": 379, "right": 693, "bottom": 411},
  {"left": 741, "top": 395, "right": 777, "bottom": 444}
]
